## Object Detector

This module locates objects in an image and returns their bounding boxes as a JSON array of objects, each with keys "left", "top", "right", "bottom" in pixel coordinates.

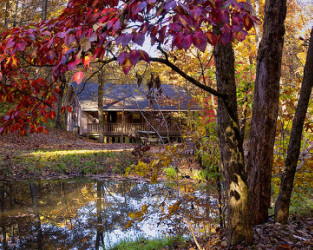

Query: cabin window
[{"left": 132, "top": 112, "right": 141, "bottom": 123}]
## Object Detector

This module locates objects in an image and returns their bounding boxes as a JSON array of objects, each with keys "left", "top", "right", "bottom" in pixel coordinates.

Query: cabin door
[{"left": 108, "top": 111, "right": 117, "bottom": 132}]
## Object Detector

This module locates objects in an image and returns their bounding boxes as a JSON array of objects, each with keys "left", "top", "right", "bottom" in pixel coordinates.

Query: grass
[
  {"left": 0, "top": 148, "right": 134, "bottom": 179},
  {"left": 109, "top": 236, "right": 184, "bottom": 250}
]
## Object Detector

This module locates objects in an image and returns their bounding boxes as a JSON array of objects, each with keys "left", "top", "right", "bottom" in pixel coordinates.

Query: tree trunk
[
  {"left": 13, "top": 0, "right": 19, "bottom": 28},
  {"left": 55, "top": 75, "right": 66, "bottom": 130},
  {"left": 4, "top": 1, "right": 9, "bottom": 29},
  {"left": 95, "top": 181, "right": 104, "bottom": 249},
  {"left": 29, "top": 182, "right": 43, "bottom": 250},
  {"left": 214, "top": 34, "right": 252, "bottom": 245},
  {"left": 274, "top": 28, "right": 313, "bottom": 224},
  {"left": 247, "top": 0, "right": 287, "bottom": 225},
  {"left": 98, "top": 71, "right": 105, "bottom": 143},
  {"left": 41, "top": 0, "right": 48, "bottom": 21}
]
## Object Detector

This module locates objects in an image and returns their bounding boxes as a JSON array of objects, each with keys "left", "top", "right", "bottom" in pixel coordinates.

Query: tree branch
[{"left": 149, "top": 57, "right": 227, "bottom": 99}]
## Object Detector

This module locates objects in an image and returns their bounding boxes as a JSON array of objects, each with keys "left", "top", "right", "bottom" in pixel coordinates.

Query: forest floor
[{"left": 0, "top": 128, "right": 312, "bottom": 249}]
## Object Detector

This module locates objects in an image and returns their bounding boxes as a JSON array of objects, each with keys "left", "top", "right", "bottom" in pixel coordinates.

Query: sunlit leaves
[{"left": 72, "top": 72, "right": 84, "bottom": 85}]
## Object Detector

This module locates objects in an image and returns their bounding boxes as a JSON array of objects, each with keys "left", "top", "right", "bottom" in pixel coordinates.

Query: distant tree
[{"left": 275, "top": 28, "right": 313, "bottom": 224}]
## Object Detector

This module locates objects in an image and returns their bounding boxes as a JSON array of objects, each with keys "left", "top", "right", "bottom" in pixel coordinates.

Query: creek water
[{"left": 0, "top": 178, "right": 215, "bottom": 249}]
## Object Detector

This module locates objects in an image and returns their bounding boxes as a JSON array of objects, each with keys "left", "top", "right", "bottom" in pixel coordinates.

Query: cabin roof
[{"left": 70, "top": 82, "right": 201, "bottom": 111}]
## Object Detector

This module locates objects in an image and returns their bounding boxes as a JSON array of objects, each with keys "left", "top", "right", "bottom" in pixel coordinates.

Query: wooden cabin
[{"left": 65, "top": 82, "right": 201, "bottom": 143}]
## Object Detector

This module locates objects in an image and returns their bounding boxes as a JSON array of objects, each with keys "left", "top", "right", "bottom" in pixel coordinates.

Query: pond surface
[{"left": 0, "top": 178, "right": 216, "bottom": 249}]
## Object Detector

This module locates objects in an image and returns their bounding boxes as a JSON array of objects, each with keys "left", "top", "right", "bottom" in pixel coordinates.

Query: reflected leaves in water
[{"left": 0, "top": 179, "right": 214, "bottom": 249}]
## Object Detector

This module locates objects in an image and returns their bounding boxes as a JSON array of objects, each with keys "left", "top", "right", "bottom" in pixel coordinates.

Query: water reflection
[{"left": 0, "top": 179, "right": 214, "bottom": 249}]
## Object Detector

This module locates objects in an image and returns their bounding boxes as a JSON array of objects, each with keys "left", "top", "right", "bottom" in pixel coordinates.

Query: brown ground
[{"left": 0, "top": 128, "right": 312, "bottom": 249}]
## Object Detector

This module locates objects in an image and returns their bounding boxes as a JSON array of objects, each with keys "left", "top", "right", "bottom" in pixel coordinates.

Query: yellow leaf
[
  {"left": 142, "top": 204, "right": 148, "bottom": 213},
  {"left": 151, "top": 173, "right": 158, "bottom": 184}
]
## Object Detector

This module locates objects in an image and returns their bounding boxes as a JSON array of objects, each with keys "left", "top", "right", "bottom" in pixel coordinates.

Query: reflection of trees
[{"left": 0, "top": 179, "right": 213, "bottom": 249}]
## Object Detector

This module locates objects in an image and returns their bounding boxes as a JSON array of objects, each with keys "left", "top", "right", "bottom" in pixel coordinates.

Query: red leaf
[
  {"left": 128, "top": 50, "right": 140, "bottom": 65},
  {"left": 193, "top": 31, "right": 207, "bottom": 52},
  {"left": 72, "top": 72, "right": 84, "bottom": 85},
  {"left": 68, "top": 60, "right": 78, "bottom": 71},
  {"left": 220, "top": 30, "right": 232, "bottom": 45},
  {"left": 67, "top": 106, "right": 72, "bottom": 112},
  {"left": 206, "top": 32, "right": 217, "bottom": 46},
  {"left": 107, "top": 17, "right": 118, "bottom": 30},
  {"left": 113, "top": 19, "right": 121, "bottom": 31},
  {"left": 232, "top": 17, "right": 244, "bottom": 32},
  {"left": 65, "top": 34, "right": 75, "bottom": 46},
  {"left": 177, "top": 15, "right": 188, "bottom": 26},
  {"left": 243, "top": 14, "right": 253, "bottom": 31},
  {"left": 173, "top": 33, "right": 184, "bottom": 50},
  {"left": 220, "top": 10, "right": 230, "bottom": 24},
  {"left": 61, "top": 107, "right": 66, "bottom": 114},
  {"left": 169, "top": 23, "right": 181, "bottom": 32},
  {"left": 49, "top": 111, "right": 56, "bottom": 119},
  {"left": 131, "top": 1, "right": 147, "bottom": 15},
  {"left": 133, "top": 33, "right": 145, "bottom": 46},
  {"left": 164, "top": 1, "right": 177, "bottom": 11},
  {"left": 158, "top": 26, "right": 167, "bottom": 43},
  {"left": 122, "top": 33, "right": 133, "bottom": 48},
  {"left": 16, "top": 43, "right": 26, "bottom": 51},
  {"left": 117, "top": 52, "right": 128, "bottom": 65},
  {"left": 190, "top": 8, "right": 202, "bottom": 20},
  {"left": 183, "top": 34, "right": 193, "bottom": 50},
  {"left": 6, "top": 38, "right": 15, "bottom": 49}
]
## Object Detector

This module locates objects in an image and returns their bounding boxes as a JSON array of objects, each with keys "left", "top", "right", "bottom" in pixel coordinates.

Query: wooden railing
[{"left": 87, "top": 123, "right": 180, "bottom": 135}]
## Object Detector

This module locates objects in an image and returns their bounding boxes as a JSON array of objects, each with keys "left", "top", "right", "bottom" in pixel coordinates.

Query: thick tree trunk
[
  {"left": 274, "top": 28, "right": 313, "bottom": 224},
  {"left": 214, "top": 37, "right": 252, "bottom": 245},
  {"left": 247, "top": 0, "right": 287, "bottom": 225},
  {"left": 98, "top": 72, "right": 105, "bottom": 143}
]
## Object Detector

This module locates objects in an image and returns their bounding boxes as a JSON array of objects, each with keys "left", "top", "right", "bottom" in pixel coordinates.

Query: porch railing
[{"left": 87, "top": 123, "right": 180, "bottom": 135}]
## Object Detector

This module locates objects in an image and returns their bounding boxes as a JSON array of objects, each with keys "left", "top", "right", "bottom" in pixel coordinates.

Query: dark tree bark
[
  {"left": 274, "top": 28, "right": 313, "bottom": 224},
  {"left": 41, "top": 0, "right": 48, "bottom": 21},
  {"left": 214, "top": 33, "right": 252, "bottom": 245},
  {"left": 247, "top": 0, "right": 287, "bottom": 225},
  {"left": 13, "top": 0, "right": 19, "bottom": 28},
  {"left": 4, "top": 1, "right": 9, "bottom": 29},
  {"left": 98, "top": 71, "right": 105, "bottom": 143},
  {"left": 1, "top": 188, "right": 7, "bottom": 250}
]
